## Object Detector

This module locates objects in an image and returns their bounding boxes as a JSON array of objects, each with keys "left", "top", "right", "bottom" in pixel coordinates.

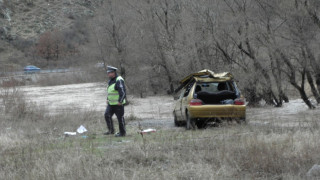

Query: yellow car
[{"left": 173, "top": 69, "right": 246, "bottom": 129}]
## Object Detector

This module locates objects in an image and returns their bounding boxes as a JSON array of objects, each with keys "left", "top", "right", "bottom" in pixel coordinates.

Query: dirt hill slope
[{"left": 0, "top": 0, "right": 101, "bottom": 68}]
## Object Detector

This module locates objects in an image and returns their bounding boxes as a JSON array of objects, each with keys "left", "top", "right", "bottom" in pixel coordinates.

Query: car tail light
[
  {"left": 190, "top": 99, "right": 203, "bottom": 106},
  {"left": 234, "top": 98, "right": 245, "bottom": 105}
]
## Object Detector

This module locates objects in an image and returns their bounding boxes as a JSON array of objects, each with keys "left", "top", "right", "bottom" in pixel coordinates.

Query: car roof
[{"left": 174, "top": 69, "right": 234, "bottom": 93}]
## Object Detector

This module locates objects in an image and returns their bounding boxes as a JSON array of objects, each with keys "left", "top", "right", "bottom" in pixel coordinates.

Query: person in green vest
[{"left": 104, "top": 66, "right": 126, "bottom": 137}]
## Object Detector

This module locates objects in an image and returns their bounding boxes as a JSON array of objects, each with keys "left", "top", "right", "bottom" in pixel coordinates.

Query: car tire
[
  {"left": 186, "top": 112, "right": 196, "bottom": 130},
  {"left": 196, "top": 120, "right": 206, "bottom": 129},
  {"left": 174, "top": 114, "right": 182, "bottom": 127}
]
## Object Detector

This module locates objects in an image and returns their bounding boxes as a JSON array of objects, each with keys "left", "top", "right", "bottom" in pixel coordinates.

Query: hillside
[{"left": 0, "top": 0, "right": 101, "bottom": 69}]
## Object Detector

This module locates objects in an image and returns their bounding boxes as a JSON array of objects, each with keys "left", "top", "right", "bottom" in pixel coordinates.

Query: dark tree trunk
[
  {"left": 237, "top": 37, "right": 278, "bottom": 106},
  {"left": 316, "top": 74, "right": 320, "bottom": 98},
  {"left": 280, "top": 51, "right": 315, "bottom": 109},
  {"left": 245, "top": 85, "right": 261, "bottom": 106},
  {"left": 270, "top": 54, "right": 289, "bottom": 106},
  {"left": 262, "top": 89, "right": 276, "bottom": 106},
  {"left": 280, "top": 91, "right": 289, "bottom": 103},
  {"left": 306, "top": 71, "right": 320, "bottom": 104},
  {"left": 295, "top": 85, "right": 315, "bottom": 109},
  {"left": 290, "top": 71, "right": 315, "bottom": 109}
]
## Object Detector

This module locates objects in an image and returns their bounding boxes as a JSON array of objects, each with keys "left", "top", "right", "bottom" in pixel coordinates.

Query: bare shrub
[
  {"left": 1, "top": 77, "right": 25, "bottom": 87},
  {"left": 0, "top": 86, "right": 26, "bottom": 115},
  {"left": 0, "top": 88, "right": 51, "bottom": 124}
]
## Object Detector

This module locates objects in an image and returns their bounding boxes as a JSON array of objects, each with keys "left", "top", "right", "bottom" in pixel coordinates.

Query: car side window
[
  {"left": 183, "top": 83, "right": 194, "bottom": 97},
  {"left": 183, "top": 89, "right": 189, "bottom": 97},
  {"left": 179, "top": 89, "right": 185, "bottom": 99}
]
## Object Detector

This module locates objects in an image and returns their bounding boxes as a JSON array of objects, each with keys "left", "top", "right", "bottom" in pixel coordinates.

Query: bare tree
[{"left": 80, "top": 0, "right": 320, "bottom": 108}]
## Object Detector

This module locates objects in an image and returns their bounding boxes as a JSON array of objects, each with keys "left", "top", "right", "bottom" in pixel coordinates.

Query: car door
[
  {"left": 181, "top": 83, "right": 194, "bottom": 120},
  {"left": 174, "top": 89, "right": 185, "bottom": 121}
]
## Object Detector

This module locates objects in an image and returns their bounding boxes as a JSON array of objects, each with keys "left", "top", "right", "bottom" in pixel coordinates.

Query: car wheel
[
  {"left": 186, "top": 112, "right": 196, "bottom": 130},
  {"left": 196, "top": 120, "right": 207, "bottom": 129},
  {"left": 174, "top": 114, "right": 181, "bottom": 127}
]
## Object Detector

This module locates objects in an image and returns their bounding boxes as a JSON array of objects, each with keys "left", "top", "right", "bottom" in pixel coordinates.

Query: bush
[{"left": 0, "top": 87, "right": 25, "bottom": 115}]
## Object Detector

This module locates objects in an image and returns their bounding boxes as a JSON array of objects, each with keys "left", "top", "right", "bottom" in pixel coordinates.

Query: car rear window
[{"left": 195, "top": 82, "right": 233, "bottom": 93}]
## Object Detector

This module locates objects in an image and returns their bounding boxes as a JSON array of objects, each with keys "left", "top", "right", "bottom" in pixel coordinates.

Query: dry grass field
[
  {"left": 1, "top": 84, "right": 320, "bottom": 179},
  {"left": 2, "top": 0, "right": 320, "bottom": 178}
]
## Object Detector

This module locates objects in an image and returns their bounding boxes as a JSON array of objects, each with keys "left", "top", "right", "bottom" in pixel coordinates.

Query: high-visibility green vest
[{"left": 107, "top": 76, "right": 126, "bottom": 105}]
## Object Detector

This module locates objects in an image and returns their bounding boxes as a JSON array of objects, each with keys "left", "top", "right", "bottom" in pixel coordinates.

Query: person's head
[
  {"left": 107, "top": 71, "right": 116, "bottom": 79},
  {"left": 107, "top": 66, "right": 118, "bottom": 79}
]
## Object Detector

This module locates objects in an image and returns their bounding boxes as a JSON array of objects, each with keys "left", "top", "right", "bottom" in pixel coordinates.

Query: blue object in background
[{"left": 24, "top": 65, "right": 41, "bottom": 73}]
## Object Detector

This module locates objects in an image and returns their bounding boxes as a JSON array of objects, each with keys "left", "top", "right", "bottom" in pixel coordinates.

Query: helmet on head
[{"left": 107, "top": 66, "right": 117, "bottom": 73}]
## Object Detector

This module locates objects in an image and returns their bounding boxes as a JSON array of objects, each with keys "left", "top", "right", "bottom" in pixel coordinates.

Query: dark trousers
[{"left": 104, "top": 105, "right": 126, "bottom": 135}]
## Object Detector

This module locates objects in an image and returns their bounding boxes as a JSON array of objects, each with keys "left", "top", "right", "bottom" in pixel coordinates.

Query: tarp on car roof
[
  {"left": 174, "top": 69, "right": 234, "bottom": 93},
  {"left": 180, "top": 69, "right": 233, "bottom": 84}
]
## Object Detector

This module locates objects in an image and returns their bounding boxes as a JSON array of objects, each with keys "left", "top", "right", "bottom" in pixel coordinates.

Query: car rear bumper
[{"left": 188, "top": 105, "right": 246, "bottom": 118}]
